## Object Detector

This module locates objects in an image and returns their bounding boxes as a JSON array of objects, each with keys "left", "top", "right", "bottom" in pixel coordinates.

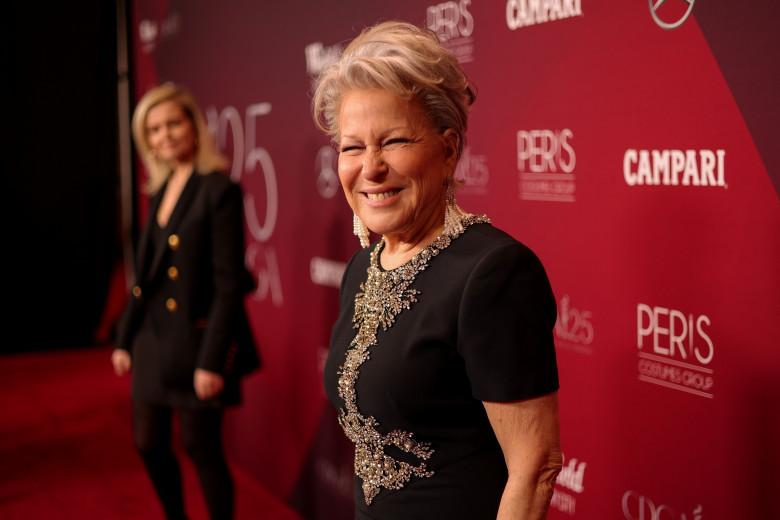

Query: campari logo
[
  {"left": 636, "top": 303, "right": 715, "bottom": 398},
  {"left": 551, "top": 453, "right": 587, "bottom": 516},
  {"left": 427, "top": 0, "right": 475, "bottom": 63},
  {"left": 623, "top": 490, "right": 703, "bottom": 520},
  {"left": 623, "top": 149, "right": 726, "bottom": 188},
  {"left": 517, "top": 129, "right": 577, "bottom": 202},
  {"left": 506, "top": 0, "right": 582, "bottom": 30}
]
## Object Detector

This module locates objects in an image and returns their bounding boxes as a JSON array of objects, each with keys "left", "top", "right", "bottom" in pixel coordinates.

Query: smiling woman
[
  {"left": 312, "top": 21, "right": 562, "bottom": 520},
  {"left": 337, "top": 89, "right": 459, "bottom": 268},
  {"left": 144, "top": 101, "right": 198, "bottom": 167},
  {"left": 113, "top": 83, "right": 260, "bottom": 520},
  {"left": 130, "top": 84, "right": 229, "bottom": 194}
]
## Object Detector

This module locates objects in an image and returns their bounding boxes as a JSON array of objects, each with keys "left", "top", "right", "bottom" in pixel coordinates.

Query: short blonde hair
[
  {"left": 131, "top": 83, "right": 229, "bottom": 193},
  {"left": 312, "top": 21, "right": 475, "bottom": 158}
]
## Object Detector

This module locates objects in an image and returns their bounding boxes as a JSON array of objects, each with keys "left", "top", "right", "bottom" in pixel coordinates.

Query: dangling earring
[
  {"left": 353, "top": 212, "right": 370, "bottom": 248},
  {"left": 443, "top": 176, "right": 468, "bottom": 237},
  {"left": 146, "top": 148, "right": 157, "bottom": 160}
]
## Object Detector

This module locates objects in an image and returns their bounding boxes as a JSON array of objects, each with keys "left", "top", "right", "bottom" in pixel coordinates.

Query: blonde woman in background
[{"left": 112, "top": 83, "right": 260, "bottom": 520}]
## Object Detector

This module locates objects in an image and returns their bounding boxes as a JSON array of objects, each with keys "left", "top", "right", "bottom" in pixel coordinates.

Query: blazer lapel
[
  {"left": 135, "top": 188, "right": 164, "bottom": 282},
  {"left": 165, "top": 172, "right": 202, "bottom": 232},
  {"left": 145, "top": 172, "right": 203, "bottom": 279}
]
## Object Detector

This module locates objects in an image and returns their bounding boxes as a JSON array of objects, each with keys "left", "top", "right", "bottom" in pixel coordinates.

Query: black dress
[{"left": 324, "top": 221, "right": 559, "bottom": 520}]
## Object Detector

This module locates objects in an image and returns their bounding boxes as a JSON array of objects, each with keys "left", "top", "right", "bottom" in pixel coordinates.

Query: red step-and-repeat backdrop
[{"left": 128, "top": 1, "right": 779, "bottom": 518}]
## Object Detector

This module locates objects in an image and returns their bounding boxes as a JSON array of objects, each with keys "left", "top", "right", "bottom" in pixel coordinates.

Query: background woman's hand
[
  {"left": 111, "top": 349, "right": 131, "bottom": 376},
  {"left": 194, "top": 369, "right": 225, "bottom": 400}
]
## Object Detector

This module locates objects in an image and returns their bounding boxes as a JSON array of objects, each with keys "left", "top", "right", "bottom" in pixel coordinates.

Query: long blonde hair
[{"left": 131, "top": 83, "right": 228, "bottom": 194}]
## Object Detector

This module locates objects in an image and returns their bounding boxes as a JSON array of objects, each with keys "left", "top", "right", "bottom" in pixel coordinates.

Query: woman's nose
[{"left": 361, "top": 149, "right": 387, "bottom": 178}]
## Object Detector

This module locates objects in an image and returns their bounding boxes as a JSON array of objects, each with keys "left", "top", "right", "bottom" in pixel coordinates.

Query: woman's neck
[
  {"left": 156, "top": 164, "right": 195, "bottom": 227},
  {"left": 380, "top": 208, "right": 446, "bottom": 270},
  {"left": 171, "top": 162, "right": 194, "bottom": 181}
]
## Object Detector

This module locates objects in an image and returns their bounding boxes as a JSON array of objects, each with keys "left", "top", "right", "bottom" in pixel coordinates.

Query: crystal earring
[
  {"left": 353, "top": 212, "right": 370, "bottom": 248},
  {"left": 443, "top": 176, "right": 467, "bottom": 237}
]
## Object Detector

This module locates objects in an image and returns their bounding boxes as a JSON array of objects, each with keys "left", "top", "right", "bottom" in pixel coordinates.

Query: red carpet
[{"left": 0, "top": 346, "right": 303, "bottom": 520}]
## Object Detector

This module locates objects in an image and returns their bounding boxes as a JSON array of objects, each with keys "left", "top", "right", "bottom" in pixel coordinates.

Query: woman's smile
[
  {"left": 337, "top": 89, "right": 458, "bottom": 250},
  {"left": 145, "top": 100, "right": 197, "bottom": 166},
  {"left": 364, "top": 189, "right": 401, "bottom": 203}
]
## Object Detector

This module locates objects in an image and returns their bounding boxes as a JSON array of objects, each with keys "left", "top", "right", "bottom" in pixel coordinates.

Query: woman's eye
[
  {"left": 340, "top": 145, "right": 361, "bottom": 153},
  {"left": 383, "top": 138, "right": 409, "bottom": 148}
]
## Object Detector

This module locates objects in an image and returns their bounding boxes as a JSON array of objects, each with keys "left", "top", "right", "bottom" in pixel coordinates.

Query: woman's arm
[
  {"left": 198, "top": 178, "right": 252, "bottom": 372},
  {"left": 483, "top": 391, "right": 562, "bottom": 520}
]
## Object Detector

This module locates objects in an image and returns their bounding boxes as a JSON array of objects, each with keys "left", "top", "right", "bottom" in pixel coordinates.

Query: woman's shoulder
[
  {"left": 457, "top": 222, "right": 535, "bottom": 257},
  {"left": 195, "top": 171, "right": 243, "bottom": 201},
  {"left": 447, "top": 222, "right": 551, "bottom": 283},
  {"left": 198, "top": 170, "right": 237, "bottom": 189}
]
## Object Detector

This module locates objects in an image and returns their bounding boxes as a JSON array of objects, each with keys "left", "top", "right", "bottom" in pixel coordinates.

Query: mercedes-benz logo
[{"left": 649, "top": 0, "right": 695, "bottom": 30}]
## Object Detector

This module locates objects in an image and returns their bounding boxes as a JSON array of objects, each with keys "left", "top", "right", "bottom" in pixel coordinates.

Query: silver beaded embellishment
[{"left": 336, "top": 209, "right": 490, "bottom": 505}]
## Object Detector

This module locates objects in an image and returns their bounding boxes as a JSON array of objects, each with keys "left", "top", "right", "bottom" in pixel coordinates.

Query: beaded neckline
[{"left": 336, "top": 212, "right": 490, "bottom": 504}]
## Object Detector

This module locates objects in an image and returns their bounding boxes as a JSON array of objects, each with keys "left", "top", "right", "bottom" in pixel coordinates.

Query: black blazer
[{"left": 115, "top": 171, "right": 260, "bottom": 388}]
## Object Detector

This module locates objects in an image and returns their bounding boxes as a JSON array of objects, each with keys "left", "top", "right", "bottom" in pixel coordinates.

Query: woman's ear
[{"left": 442, "top": 128, "right": 460, "bottom": 162}]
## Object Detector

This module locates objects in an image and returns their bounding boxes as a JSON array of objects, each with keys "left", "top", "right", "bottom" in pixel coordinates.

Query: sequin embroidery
[{"left": 336, "top": 213, "right": 490, "bottom": 505}]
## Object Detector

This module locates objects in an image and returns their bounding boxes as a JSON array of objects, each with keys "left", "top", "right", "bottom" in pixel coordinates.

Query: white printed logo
[
  {"left": 453, "top": 147, "right": 489, "bottom": 193},
  {"left": 649, "top": 0, "right": 696, "bottom": 31},
  {"left": 551, "top": 453, "right": 586, "bottom": 516},
  {"left": 623, "top": 490, "right": 703, "bottom": 520},
  {"left": 305, "top": 42, "right": 342, "bottom": 75},
  {"left": 506, "top": 0, "right": 582, "bottom": 30},
  {"left": 138, "top": 12, "right": 181, "bottom": 54},
  {"left": 517, "top": 129, "right": 576, "bottom": 202},
  {"left": 315, "top": 146, "right": 340, "bottom": 199},
  {"left": 427, "top": 0, "right": 475, "bottom": 63},
  {"left": 310, "top": 257, "right": 346, "bottom": 289},
  {"left": 624, "top": 149, "right": 726, "bottom": 188},
  {"left": 206, "top": 103, "right": 283, "bottom": 307},
  {"left": 554, "top": 295, "right": 593, "bottom": 350},
  {"left": 636, "top": 303, "right": 715, "bottom": 398}
]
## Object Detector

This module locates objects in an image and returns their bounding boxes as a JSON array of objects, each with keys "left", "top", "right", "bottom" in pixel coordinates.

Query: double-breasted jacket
[{"left": 115, "top": 171, "right": 260, "bottom": 393}]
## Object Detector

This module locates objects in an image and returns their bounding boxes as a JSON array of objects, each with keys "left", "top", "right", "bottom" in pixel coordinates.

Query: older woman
[
  {"left": 112, "top": 83, "right": 259, "bottom": 520},
  {"left": 313, "top": 21, "right": 562, "bottom": 520}
]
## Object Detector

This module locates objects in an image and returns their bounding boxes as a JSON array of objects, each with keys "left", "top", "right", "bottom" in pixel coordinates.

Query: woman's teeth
[{"left": 366, "top": 190, "right": 399, "bottom": 201}]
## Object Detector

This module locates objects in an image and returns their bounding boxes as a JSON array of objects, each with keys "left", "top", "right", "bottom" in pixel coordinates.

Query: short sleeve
[{"left": 457, "top": 241, "right": 559, "bottom": 401}]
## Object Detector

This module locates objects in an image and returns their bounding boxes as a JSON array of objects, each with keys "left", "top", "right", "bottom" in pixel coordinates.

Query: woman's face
[
  {"left": 145, "top": 100, "right": 197, "bottom": 166},
  {"left": 338, "top": 89, "right": 458, "bottom": 244}
]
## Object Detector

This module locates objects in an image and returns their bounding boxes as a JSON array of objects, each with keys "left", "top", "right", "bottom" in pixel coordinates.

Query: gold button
[
  {"left": 165, "top": 298, "right": 178, "bottom": 312},
  {"left": 167, "top": 266, "right": 179, "bottom": 280},
  {"left": 132, "top": 285, "right": 142, "bottom": 298},
  {"left": 168, "top": 234, "right": 180, "bottom": 250}
]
